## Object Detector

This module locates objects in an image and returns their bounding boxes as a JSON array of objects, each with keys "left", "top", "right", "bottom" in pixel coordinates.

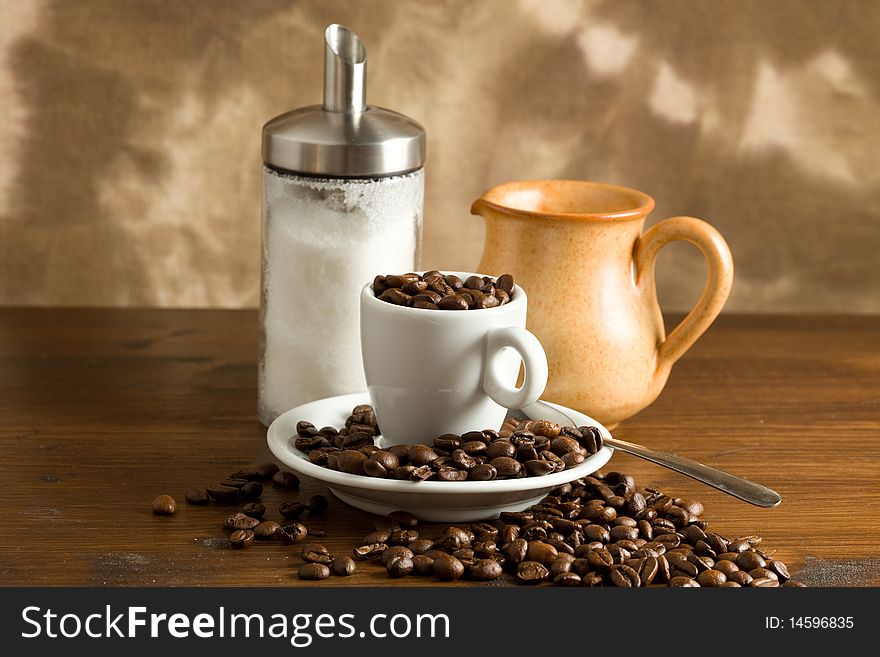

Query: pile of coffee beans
[
  {"left": 372, "top": 271, "right": 515, "bottom": 310},
  {"left": 294, "top": 405, "right": 604, "bottom": 481},
  {"left": 345, "top": 474, "right": 804, "bottom": 587}
]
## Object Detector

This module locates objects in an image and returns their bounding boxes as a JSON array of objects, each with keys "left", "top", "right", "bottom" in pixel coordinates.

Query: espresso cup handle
[{"left": 482, "top": 327, "right": 549, "bottom": 410}]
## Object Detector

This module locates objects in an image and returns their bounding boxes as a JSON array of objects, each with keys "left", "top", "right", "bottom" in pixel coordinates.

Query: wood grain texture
[{"left": 1, "top": 309, "right": 878, "bottom": 586}]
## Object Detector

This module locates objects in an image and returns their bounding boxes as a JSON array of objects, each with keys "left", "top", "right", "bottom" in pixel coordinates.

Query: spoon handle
[
  {"left": 521, "top": 401, "right": 781, "bottom": 508},
  {"left": 602, "top": 436, "right": 781, "bottom": 508}
]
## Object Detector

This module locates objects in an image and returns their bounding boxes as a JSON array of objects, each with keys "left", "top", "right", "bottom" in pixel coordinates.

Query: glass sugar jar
[{"left": 259, "top": 24, "right": 426, "bottom": 426}]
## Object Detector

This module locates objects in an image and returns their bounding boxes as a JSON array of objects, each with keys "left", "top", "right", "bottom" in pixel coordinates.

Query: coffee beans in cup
[{"left": 372, "top": 271, "right": 515, "bottom": 310}]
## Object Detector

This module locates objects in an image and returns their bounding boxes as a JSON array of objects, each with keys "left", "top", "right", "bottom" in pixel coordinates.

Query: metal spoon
[{"left": 519, "top": 401, "right": 781, "bottom": 508}]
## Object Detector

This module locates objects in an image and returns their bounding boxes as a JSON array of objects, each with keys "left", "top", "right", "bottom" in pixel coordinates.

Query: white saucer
[{"left": 267, "top": 392, "right": 613, "bottom": 522}]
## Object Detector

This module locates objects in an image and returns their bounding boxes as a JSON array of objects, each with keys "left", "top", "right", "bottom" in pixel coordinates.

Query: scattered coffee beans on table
[
  {"left": 294, "top": 405, "right": 603, "bottom": 481},
  {"left": 151, "top": 494, "right": 177, "bottom": 516},
  {"left": 372, "top": 271, "right": 516, "bottom": 310},
  {"left": 342, "top": 471, "right": 805, "bottom": 587}
]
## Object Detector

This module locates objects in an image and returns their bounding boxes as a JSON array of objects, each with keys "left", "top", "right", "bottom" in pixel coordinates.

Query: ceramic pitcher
[{"left": 472, "top": 180, "right": 734, "bottom": 428}]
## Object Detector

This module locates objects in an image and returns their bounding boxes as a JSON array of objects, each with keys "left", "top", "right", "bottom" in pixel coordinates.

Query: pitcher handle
[{"left": 634, "top": 216, "right": 734, "bottom": 372}]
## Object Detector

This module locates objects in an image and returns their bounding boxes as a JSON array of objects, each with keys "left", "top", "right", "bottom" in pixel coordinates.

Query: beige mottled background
[{"left": 1, "top": 0, "right": 878, "bottom": 311}]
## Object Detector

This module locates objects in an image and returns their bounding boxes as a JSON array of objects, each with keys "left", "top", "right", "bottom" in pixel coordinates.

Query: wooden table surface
[{"left": 1, "top": 308, "right": 878, "bottom": 587}]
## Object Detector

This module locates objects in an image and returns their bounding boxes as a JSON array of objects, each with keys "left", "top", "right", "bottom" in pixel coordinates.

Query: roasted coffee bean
[
  {"left": 302, "top": 543, "right": 333, "bottom": 565},
  {"left": 363, "top": 459, "right": 388, "bottom": 478},
  {"left": 220, "top": 478, "right": 249, "bottom": 489},
  {"left": 714, "top": 560, "right": 740, "bottom": 576},
  {"left": 308, "top": 495, "right": 329, "bottom": 515},
  {"left": 206, "top": 487, "right": 239, "bottom": 504},
  {"left": 387, "top": 555, "right": 414, "bottom": 578},
  {"left": 688, "top": 553, "right": 714, "bottom": 572},
  {"left": 410, "top": 465, "right": 434, "bottom": 481},
  {"left": 353, "top": 543, "right": 388, "bottom": 561},
  {"left": 437, "top": 467, "right": 468, "bottom": 481},
  {"left": 240, "top": 482, "right": 263, "bottom": 500},
  {"left": 335, "top": 450, "right": 367, "bottom": 475},
  {"left": 185, "top": 489, "right": 209, "bottom": 506},
  {"left": 277, "top": 523, "right": 308, "bottom": 544},
  {"left": 389, "top": 529, "right": 419, "bottom": 546},
  {"left": 432, "top": 554, "right": 465, "bottom": 581},
  {"left": 407, "top": 445, "right": 437, "bottom": 467},
  {"left": 750, "top": 576, "right": 780, "bottom": 587},
  {"left": 272, "top": 471, "right": 300, "bottom": 489},
  {"left": 669, "top": 576, "right": 700, "bottom": 587},
  {"left": 152, "top": 495, "right": 177, "bottom": 516},
  {"left": 467, "top": 559, "right": 502, "bottom": 581},
  {"left": 241, "top": 502, "right": 266, "bottom": 519},
  {"left": 728, "top": 570, "right": 753, "bottom": 586},
  {"left": 392, "top": 465, "right": 416, "bottom": 480},
  {"left": 697, "top": 569, "right": 728, "bottom": 587},
  {"left": 299, "top": 563, "right": 330, "bottom": 580},
  {"left": 584, "top": 524, "right": 610, "bottom": 543},
  {"left": 331, "top": 555, "right": 356, "bottom": 576},
  {"left": 749, "top": 567, "right": 779, "bottom": 582},
  {"left": 674, "top": 560, "right": 700, "bottom": 578},
  {"left": 296, "top": 421, "right": 320, "bottom": 437},
  {"left": 254, "top": 521, "right": 281, "bottom": 540},
  {"left": 496, "top": 273, "right": 514, "bottom": 294},
  {"left": 255, "top": 462, "right": 280, "bottom": 480},
  {"left": 610, "top": 564, "right": 641, "bottom": 587},
  {"left": 364, "top": 530, "right": 391, "bottom": 545},
  {"left": 279, "top": 501, "right": 309, "bottom": 520},
  {"left": 468, "top": 463, "right": 497, "bottom": 481},
  {"left": 379, "top": 288, "right": 411, "bottom": 306},
  {"left": 490, "top": 457, "right": 522, "bottom": 478},
  {"left": 224, "top": 512, "right": 260, "bottom": 531},
  {"left": 229, "top": 529, "right": 254, "bottom": 549},
  {"left": 767, "top": 559, "right": 791, "bottom": 581},
  {"left": 408, "top": 538, "right": 435, "bottom": 555},
  {"left": 411, "top": 554, "right": 435, "bottom": 575},
  {"left": 379, "top": 546, "right": 414, "bottom": 565},
  {"left": 486, "top": 440, "right": 516, "bottom": 459},
  {"left": 736, "top": 551, "right": 767, "bottom": 571},
  {"left": 586, "top": 548, "right": 614, "bottom": 570},
  {"left": 525, "top": 460, "right": 555, "bottom": 476},
  {"left": 516, "top": 561, "right": 550, "bottom": 583},
  {"left": 525, "top": 541, "right": 558, "bottom": 565},
  {"left": 505, "top": 538, "right": 529, "bottom": 564}
]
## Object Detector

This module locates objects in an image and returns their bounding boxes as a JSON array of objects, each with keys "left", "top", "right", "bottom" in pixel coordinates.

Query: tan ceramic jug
[{"left": 472, "top": 180, "right": 734, "bottom": 428}]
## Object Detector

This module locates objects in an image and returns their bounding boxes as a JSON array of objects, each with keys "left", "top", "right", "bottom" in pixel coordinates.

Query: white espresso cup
[{"left": 360, "top": 272, "right": 549, "bottom": 446}]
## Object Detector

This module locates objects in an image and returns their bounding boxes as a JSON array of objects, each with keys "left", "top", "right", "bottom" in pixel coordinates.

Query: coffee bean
[
  {"left": 331, "top": 555, "right": 356, "bottom": 576},
  {"left": 669, "top": 576, "right": 700, "bottom": 587},
  {"left": 749, "top": 567, "right": 779, "bottom": 582},
  {"left": 525, "top": 460, "right": 555, "bottom": 476},
  {"left": 526, "top": 541, "right": 558, "bottom": 565},
  {"left": 272, "top": 471, "right": 300, "bottom": 489},
  {"left": 206, "top": 487, "right": 239, "bottom": 504},
  {"left": 224, "top": 512, "right": 260, "bottom": 531},
  {"left": 586, "top": 549, "right": 614, "bottom": 570},
  {"left": 353, "top": 543, "right": 387, "bottom": 561},
  {"left": 336, "top": 450, "right": 367, "bottom": 475},
  {"left": 767, "top": 559, "right": 791, "bottom": 581},
  {"left": 714, "top": 560, "right": 740, "bottom": 576},
  {"left": 735, "top": 551, "right": 766, "bottom": 571},
  {"left": 469, "top": 464, "right": 498, "bottom": 481},
  {"left": 410, "top": 465, "right": 434, "bottom": 481},
  {"left": 697, "top": 569, "right": 727, "bottom": 587},
  {"left": 438, "top": 467, "right": 469, "bottom": 481},
  {"left": 516, "top": 561, "right": 550, "bottom": 583},
  {"left": 467, "top": 559, "right": 503, "bottom": 581},
  {"left": 490, "top": 457, "right": 522, "bottom": 477},
  {"left": 496, "top": 274, "right": 514, "bottom": 294},
  {"left": 380, "top": 545, "right": 415, "bottom": 566},
  {"left": 254, "top": 521, "right": 281, "bottom": 540},
  {"left": 229, "top": 529, "right": 254, "bottom": 549},
  {"left": 412, "top": 555, "right": 435, "bottom": 575},
  {"left": 727, "top": 570, "right": 753, "bottom": 586},
  {"left": 433, "top": 554, "right": 465, "bottom": 581},
  {"left": 152, "top": 495, "right": 177, "bottom": 516},
  {"left": 387, "top": 556, "right": 414, "bottom": 578},
  {"left": 185, "top": 489, "right": 209, "bottom": 506},
  {"left": 239, "top": 482, "right": 263, "bottom": 500},
  {"left": 389, "top": 529, "right": 419, "bottom": 546},
  {"left": 750, "top": 576, "right": 780, "bottom": 587},
  {"left": 241, "top": 502, "right": 266, "bottom": 519},
  {"left": 277, "top": 523, "right": 308, "bottom": 544},
  {"left": 279, "top": 501, "right": 309, "bottom": 520},
  {"left": 299, "top": 563, "right": 330, "bottom": 580}
]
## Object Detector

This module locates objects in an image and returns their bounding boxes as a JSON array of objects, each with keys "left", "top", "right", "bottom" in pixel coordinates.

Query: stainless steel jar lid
[{"left": 262, "top": 24, "right": 426, "bottom": 178}]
